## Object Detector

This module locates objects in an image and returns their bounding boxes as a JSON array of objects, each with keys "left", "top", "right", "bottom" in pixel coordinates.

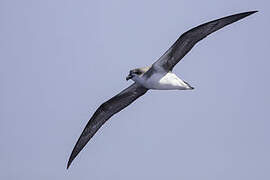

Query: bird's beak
[{"left": 126, "top": 74, "right": 133, "bottom": 81}]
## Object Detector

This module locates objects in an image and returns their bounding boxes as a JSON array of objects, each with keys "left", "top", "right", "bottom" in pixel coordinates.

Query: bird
[{"left": 67, "top": 11, "right": 257, "bottom": 169}]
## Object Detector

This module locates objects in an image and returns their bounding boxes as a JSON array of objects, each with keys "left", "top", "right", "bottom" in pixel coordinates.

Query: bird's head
[{"left": 126, "top": 68, "right": 143, "bottom": 81}]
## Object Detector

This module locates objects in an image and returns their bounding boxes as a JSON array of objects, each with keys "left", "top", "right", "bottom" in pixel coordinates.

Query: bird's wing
[
  {"left": 67, "top": 83, "right": 148, "bottom": 169},
  {"left": 151, "top": 11, "right": 257, "bottom": 72}
]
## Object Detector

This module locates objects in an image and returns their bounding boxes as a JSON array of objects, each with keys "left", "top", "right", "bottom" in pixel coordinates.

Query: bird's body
[
  {"left": 67, "top": 11, "right": 257, "bottom": 169},
  {"left": 134, "top": 69, "right": 193, "bottom": 90}
]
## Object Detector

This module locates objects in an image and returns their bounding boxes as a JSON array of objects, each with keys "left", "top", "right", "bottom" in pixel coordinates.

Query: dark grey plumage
[
  {"left": 67, "top": 11, "right": 257, "bottom": 169},
  {"left": 67, "top": 83, "right": 147, "bottom": 169},
  {"left": 150, "top": 11, "right": 257, "bottom": 73}
]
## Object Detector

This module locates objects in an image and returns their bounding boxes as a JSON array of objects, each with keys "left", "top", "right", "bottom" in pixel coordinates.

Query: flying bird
[{"left": 67, "top": 11, "right": 257, "bottom": 169}]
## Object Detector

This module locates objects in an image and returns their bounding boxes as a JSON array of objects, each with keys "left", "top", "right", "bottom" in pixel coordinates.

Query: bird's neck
[{"left": 132, "top": 76, "right": 147, "bottom": 87}]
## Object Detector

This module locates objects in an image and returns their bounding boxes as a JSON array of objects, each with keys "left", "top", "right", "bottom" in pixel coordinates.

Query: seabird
[{"left": 67, "top": 11, "right": 257, "bottom": 169}]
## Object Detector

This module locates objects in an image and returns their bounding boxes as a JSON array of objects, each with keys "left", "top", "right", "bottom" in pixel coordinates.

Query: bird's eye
[
  {"left": 135, "top": 71, "right": 140, "bottom": 74},
  {"left": 130, "top": 70, "right": 141, "bottom": 75}
]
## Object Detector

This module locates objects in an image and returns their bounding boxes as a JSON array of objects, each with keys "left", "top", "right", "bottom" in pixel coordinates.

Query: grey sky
[{"left": 1, "top": 0, "right": 269, "bottom": 179}]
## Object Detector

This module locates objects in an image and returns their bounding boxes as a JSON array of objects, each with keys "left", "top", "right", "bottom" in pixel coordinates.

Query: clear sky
[{"left": 1, "top": 0, "right": 269, "bottom": 179}]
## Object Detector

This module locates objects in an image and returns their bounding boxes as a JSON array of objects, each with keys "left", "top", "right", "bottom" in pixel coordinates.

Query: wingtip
[
  {"left": 233, "top": 10, "right": 258, "bottom": 20},
  {"left": 249, "top": 10, "right": 258, "bottom": 14},
  {"left": 67, "top": 160, "right": 71, "bottom": 170},
  {"left": 245, "top": 10, "right": 258, "bottom": 15},
  {"left": 66, "top": 155, "right": 74, "bottom": 170}
]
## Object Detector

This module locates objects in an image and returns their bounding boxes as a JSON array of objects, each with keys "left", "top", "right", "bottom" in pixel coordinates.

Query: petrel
[{"left": 67, "top": 11, "right": 257, "bottom": 169}]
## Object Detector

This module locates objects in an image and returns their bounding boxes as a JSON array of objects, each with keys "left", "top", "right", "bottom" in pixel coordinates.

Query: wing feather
[
  {"left": 67, "top": 83, "right": 148, "bottom": 169},
  {"left": 152, "top": 11, "right": 257, "bottom": 71}
]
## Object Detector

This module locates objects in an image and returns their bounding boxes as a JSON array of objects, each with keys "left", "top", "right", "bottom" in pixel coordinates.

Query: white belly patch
[{"left": 143, "top": 72, "right": 191, "bottom": 90}]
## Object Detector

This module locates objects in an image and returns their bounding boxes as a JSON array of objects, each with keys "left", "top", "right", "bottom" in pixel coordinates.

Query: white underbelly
[{"left": 142, "top": 72, "right": 190, "bottom": 90}]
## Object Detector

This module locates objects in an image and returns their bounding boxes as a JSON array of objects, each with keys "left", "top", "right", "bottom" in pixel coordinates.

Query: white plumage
[{"left": 134, "top": 71, "right": 193, "bottom": 90}]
